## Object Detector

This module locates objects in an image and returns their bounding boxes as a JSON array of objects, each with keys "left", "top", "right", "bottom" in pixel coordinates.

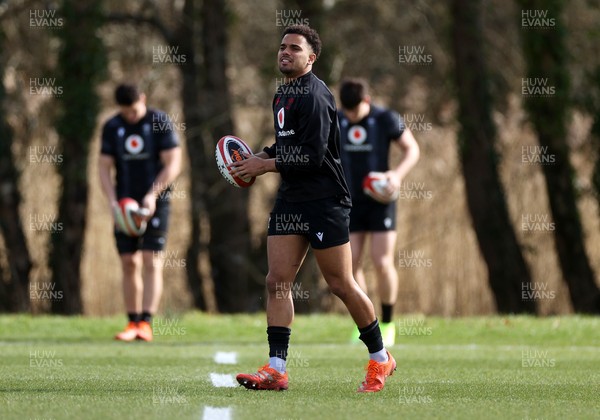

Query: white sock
[
  {"left": 269, "top": 356, "right": 286, "bottom": 373},
  {"left": 369, "top": 348, "right": 388, "bottom": 363}
]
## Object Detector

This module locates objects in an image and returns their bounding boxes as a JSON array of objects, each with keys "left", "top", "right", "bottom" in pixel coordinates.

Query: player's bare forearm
[
  {"left": 389, "top": 128, "right": 420, "bottom": 184},
  {"left": 148, "top": 147, "right": 182, "bottom": 197},
  {"left": 98, "top": 154, "right": 117, "bottom": 207},
  {"left": 139, "top": 147, "right": 181, "bottom": 217}
]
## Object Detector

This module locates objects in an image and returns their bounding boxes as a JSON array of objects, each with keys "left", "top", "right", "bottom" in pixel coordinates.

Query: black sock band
[
  {"left": 359, "top": 319, "right": 384, "bottom": 354},
  {"left": 128, "top": 313, "right": 140, "bottom": 323},
  {"left": 267, "top": 326, "right": 291, "bottom": 360},
  {"left": 141, "top": 311, "right": 152, "bottom": 323},
  {"left": 381, "top": 304, "right": 393, "bottom": 324}
]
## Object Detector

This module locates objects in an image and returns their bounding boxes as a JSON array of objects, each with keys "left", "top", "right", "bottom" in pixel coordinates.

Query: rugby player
[
  {"left": 99, "top": 84, "right": 181, "bottom": 341},
  {"left": 338, "top": 79, "right": 420, "bottom": 346},
  {"left": 229, "top": 25, "right": 396, "bottom": 393}
]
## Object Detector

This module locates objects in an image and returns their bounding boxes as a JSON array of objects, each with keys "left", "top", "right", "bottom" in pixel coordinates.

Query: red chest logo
[
  {"left": 277, "top": 108, "right": 285, "bottom": 129},
  {"left": 125, "top": 135, "right": 144, "bottom": 154},
  {"left": 348, "top": 126, "right": 367, "bottom": 145}
]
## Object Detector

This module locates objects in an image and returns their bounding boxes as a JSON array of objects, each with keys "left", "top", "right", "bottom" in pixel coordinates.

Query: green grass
[{"left": 0, "top": 314, "right": 598, "bottom": 419}]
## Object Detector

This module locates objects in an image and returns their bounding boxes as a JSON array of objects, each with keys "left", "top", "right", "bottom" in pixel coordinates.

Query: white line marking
[
  {"left": 203, "top": 406, "right": 232, "bottom": 420},
  {"left": 214, "top": 351, "right": 237, "bottom": 364},
  {"left": 210, "top": 373, "right": 236, "bottom": 388}
]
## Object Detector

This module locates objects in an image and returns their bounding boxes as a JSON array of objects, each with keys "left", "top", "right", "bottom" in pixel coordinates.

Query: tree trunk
[
  {"left": 451, "top": 0, "right": 535, "bottom": 313},
  {"left": 0, "top": 28, "right": 32, "bottom": 311},
  {"left": 176, "top": 0, "right": 207, "bottom": 311},
  {"left": 50, "top": 0, "right": 106, "bottom": 314},
  {"left": 518, "top": 0, "right": 600, "bottom": 313},
  {"left": 174, "top": 0, "right": 254, "bottom": 312},
  {"left": 199, "top": 0, "right": 253, "bottom": 313}
]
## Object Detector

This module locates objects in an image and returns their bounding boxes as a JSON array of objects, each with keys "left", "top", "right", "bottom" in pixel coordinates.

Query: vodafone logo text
[{"left": 278, "top": 129, "right": 296, "bottom": 137}]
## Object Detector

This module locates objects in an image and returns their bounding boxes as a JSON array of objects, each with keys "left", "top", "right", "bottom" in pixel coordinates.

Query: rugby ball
[
  {"left": 114, "top": 198, "right": 150, "bottom": 237},
  {"left": 362, "top": 172, "right": 399, "bottom": 204},
  {"left": 215, "top": 135, "right": 256, "bottom": 188}
]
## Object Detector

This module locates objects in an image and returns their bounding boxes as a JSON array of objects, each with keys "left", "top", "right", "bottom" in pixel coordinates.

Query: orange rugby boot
[
  {"left": 357, "top": 351, "right": 397, "bottom": 393},
  {"left": 236, "top": 364, "right": 288, "bottom": 391},
  {"left": 136, "top": 320, "right": 153, "bottom": 342},
  {"left": 115, "top": 322, "right": 138, "bottom": 341}
]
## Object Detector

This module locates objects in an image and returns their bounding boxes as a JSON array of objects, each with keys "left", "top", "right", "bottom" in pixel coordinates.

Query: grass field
[{"left": 0, "top": 314, "right": 598, "bottom": 420}]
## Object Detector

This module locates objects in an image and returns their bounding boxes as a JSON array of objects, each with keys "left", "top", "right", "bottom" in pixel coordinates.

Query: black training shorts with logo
[
  {"left": 348, "top": 200, "right": 397, "bottom": 232},
  {"left": 267, "top": 196, "right": 351, "bottom": 249}
]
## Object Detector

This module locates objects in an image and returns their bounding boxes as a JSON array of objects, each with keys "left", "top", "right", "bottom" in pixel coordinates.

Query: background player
[
  {"left": 338, "top": 79, "right": 420, "bottom": 347},
  {"left": 229, "top": 25, "right": 396, "bottom": 393},
  {"left": 99, "top": 84, "right": 181, "bottom": 341}
]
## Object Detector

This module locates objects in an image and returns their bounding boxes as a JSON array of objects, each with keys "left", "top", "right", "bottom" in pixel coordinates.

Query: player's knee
[
  {"left": 141, "top": 251, "right": 158, "bottom": 269},
  {"left": 266, "top": 271, "right": 289, "bottom": 294},
  {"left": 328, "top": 278, "right": 352, "bottom": 300},
  {"left": 121, "top": 254, "right": 139, "bottom": 274},
  {"left": 372, "top": 255, "right": 393, "bottom": 272}
]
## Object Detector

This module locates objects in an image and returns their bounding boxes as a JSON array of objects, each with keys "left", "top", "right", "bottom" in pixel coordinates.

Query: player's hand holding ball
[
  {"left": 113, "top": 198, "right": 150, "bottom": 237},
  {"left": 362, "top": 171, "right": 400, "bottom": 204},
  {"left": 383, "top": 170, "right": 402, "bottom": 195},
  {"left": 215, "top": 135, "right": 257, "bottom": 188},
  {"left": 141, "top": 192, "right": 156, "bottom": 221}
]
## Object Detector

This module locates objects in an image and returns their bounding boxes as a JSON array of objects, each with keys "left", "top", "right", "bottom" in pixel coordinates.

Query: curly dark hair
[{"left": 282, "top": 25, "right": 322, "bottom": 59}]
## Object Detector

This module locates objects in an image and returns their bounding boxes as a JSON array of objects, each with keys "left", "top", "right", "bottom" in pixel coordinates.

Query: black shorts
[
  {"left": 115, "top": 201, "right": 170, "bottom": 254},
  {"left": 267, "top": 196, "right": 351, "bottom": 249},
  {"left": 348, "top": 200, "right": 396, "bottom": 232}
]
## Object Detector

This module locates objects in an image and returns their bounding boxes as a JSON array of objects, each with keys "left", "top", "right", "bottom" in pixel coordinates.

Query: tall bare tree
[
  {"left": 518, "top": 0, "right": 600, "bottom": 313},
  {"left": 50, "top": 0, "right": 107, "bottom": 313},
  {"left": 0, "top": 27, "right": 32, "bottom": 312},
  {"left": 451, "top": 0, "right": 535, "bottom": 313},
  {"left": 190, "top": 0, "right": 253, "bottom": 312}
]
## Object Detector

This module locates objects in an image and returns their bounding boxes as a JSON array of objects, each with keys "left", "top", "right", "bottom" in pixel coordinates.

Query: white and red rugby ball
[
  {"left": 362, "top": 172, "right": 399, "bottom": 204},
  {"left": 215, "top": 135, "right": 256, "bottom": 188},
  {"left": 114, "top": 198, "right": 149, "bottom": 237}
]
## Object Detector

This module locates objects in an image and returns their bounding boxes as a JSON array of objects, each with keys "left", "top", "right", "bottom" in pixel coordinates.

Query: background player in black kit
[
  {"left": 99, "top": 84, "right": 181, "bottom": 341},
  {"left": 339, "top": 79, "right": 420, "bottom": 347},
  {"left": 230, "top": 25, "right": 396, "bottom": 393}
]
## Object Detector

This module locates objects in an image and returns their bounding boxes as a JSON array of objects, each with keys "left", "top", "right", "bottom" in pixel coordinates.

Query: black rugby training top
[
  {"left": 263, "top": 72, "right": 351, "bottom": 205},
  {"left": 101, "top": 109, "right": 179, "bottom": 202},
  {"left": 338, "top": 105, "right": 404, "bottom": 202}
]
